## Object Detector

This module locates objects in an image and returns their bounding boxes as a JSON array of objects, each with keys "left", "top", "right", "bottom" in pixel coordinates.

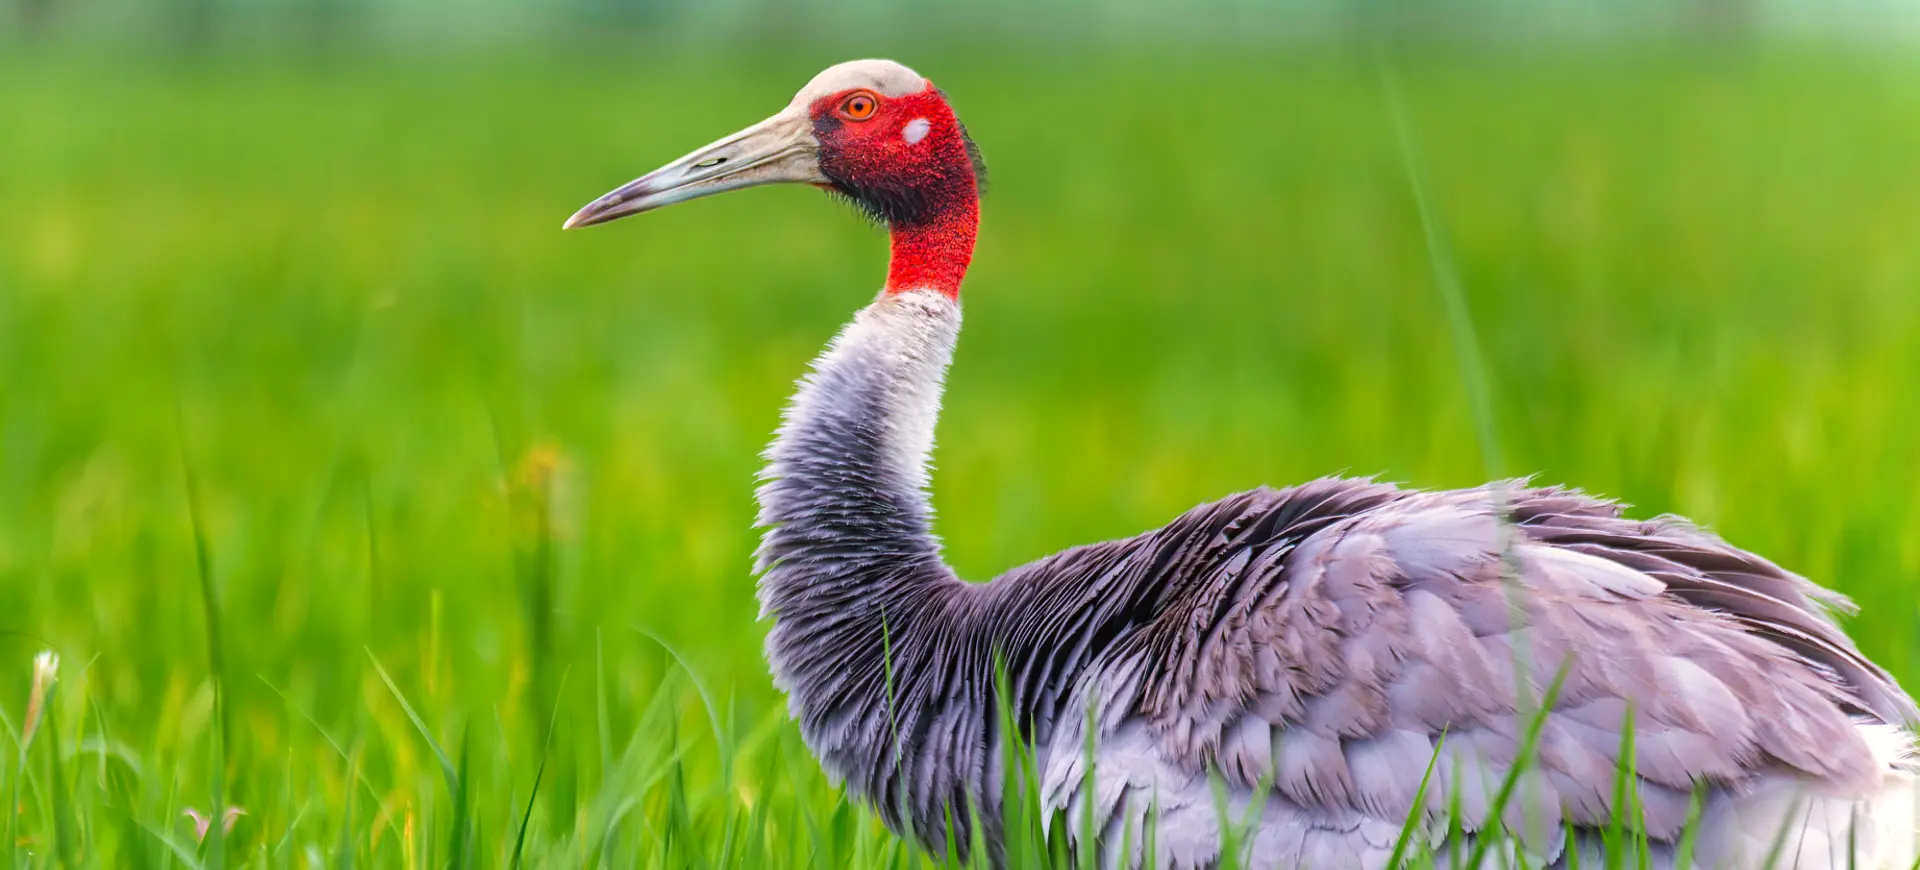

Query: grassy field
[{"left": 2, "top": 37, "right": 1919, "bottom": 867}]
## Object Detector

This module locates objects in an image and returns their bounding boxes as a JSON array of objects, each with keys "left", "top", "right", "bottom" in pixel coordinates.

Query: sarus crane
[{"left": 564, "top": 59, "right": 1918, "bottom": 869}]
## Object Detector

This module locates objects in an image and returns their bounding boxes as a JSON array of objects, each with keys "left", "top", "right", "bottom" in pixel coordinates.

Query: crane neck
[
  {"left": 756, "top": 290, "right": 959, "bottom": 586},
  {"left": 755, "top": 290, "right": 971, "bottom": 838},
  {"left": 882, "top": 176, "right": 978, "bottom": 299},
  {"left": 755, "top": 287, "right": 964, "bottom": 645}
]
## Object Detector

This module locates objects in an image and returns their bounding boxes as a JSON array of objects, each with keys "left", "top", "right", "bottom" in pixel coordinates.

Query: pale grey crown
[{"left": 792, "top": 59, "right": 928, "bottom": 106}]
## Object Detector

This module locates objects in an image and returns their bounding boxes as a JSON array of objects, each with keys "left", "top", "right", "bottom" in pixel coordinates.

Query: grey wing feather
[{"left": 1009, "top": 478, "right": 1916, "bottom": 869}]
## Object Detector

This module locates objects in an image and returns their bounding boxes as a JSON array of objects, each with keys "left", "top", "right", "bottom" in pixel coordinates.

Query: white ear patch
[{"left": 902, "top": 118, "right": 931, "bottom": 145}]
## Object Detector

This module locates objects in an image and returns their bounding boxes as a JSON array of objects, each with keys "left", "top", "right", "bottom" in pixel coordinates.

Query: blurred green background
[{"left": 3, "top": 0, "right": 1919, "bottom": 865}]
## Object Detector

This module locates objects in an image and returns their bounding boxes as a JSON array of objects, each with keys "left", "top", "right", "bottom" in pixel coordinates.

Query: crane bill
[{"left": 563, "top": 108, "right": 825, "bottom": 229}]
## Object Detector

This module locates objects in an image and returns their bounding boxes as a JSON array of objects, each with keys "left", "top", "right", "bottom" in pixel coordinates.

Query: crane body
[{"left": 565, "top": 59, "right": 1920, "bottom": 869}]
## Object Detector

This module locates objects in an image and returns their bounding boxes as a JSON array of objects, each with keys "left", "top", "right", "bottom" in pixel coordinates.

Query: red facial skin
[{"left": 808, "top": 83, "right": 981, "bottom": 300}]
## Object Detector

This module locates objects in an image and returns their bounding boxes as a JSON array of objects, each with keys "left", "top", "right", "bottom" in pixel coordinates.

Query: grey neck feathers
[
  {"left": 754, "top": 290, "right": 985, "bottom": 847},
  {"left": 755, "top": 290, "right": 958, "bottom": 593}
]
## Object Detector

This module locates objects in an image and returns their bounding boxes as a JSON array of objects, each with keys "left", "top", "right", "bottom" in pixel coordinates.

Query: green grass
[{"left": 2, "top": 36, "right": 1919, "bottom": 867}]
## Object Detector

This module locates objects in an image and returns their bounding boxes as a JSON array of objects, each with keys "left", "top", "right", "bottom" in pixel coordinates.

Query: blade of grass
[
  {"left": 1758, "top": 796, "right": 1811, "bottom": 870},
  {"left": 178, "top": 407, "right": 229, "bottom": 870},
  {"left": 630, "top": 624, "right": 730, "bottom": 783},
  {"left": 596, "top": 629, "right": 611, "bottom": 777},
  {"left": 46, "top": 672, "right": 77, "bottom": 868},
  {"left": 447, "top": 726, "right": 472, "bottom": 870},
  {"left": 5, "top": 659, "right": 37, "bottom": 870},
  {"left": 336, "top": 737, "right": 360, "bottom": 868},
  {"left": 1385, "top": 729, "right": 1447, "bottom": 869},
  {"left": 255, "top": 676, "right": 384, "bottom": 808},
  {"left": 1463, "top": 661, "right": 1572, "bottom": 868},
  {"left": 1671, "top": 785, "right": 1707, "bottom": 870},
  {"left": 1604, "top": 704, "right": 1637, "bottom": 870},
  {"left": 1375, "top": 44, "right": 1503, "bottom": 479},
  {"left": 142, "top": 818, "right": 209, "bottom": 870},
  {"left": 1078, "top": 689, "right": 1098, "bottom": 870},
  {"left": 510, "top": 669, "right": 568, "bottom": 870},
  {"left": 366, "top": 650, "right": 457, "bottom": 792},
  {"left": 270, "top": 750, "right": 305, "bottom": 869}
]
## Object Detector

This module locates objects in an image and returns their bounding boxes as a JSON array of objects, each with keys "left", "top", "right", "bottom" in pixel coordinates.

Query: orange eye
[{"left": 840, "top": 92, "right": 878, "bottom": 121}]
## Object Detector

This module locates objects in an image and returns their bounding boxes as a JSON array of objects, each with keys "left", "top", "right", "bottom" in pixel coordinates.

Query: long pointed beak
[{"left": 563, "top": 108, "right": 823, "bottom": 230}]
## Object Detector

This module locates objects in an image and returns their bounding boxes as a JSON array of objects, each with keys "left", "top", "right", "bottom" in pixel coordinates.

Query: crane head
[{"left": 563, "top": 59, "right": 984, "bottom": 232}]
